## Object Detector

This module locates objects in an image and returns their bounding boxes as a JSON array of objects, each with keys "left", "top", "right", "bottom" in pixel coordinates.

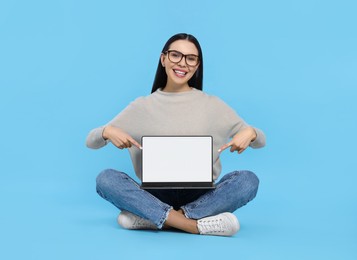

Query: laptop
[{"left": 141, "top": 136, "right": 215, "bottom": 189}]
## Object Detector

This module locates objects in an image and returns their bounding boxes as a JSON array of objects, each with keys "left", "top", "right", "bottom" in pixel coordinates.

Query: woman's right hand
[{"left": 102, "top": 125, "right": 142, "bottom": 150}]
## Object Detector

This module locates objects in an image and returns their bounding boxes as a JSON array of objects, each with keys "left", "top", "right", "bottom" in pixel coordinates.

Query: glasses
[{"left": 164, "top": 50, "right": 200, "bottom": 66}]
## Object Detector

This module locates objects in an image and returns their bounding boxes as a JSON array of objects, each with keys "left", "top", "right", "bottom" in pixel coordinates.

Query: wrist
[
  {"left": 102, "top": 125, "right": 111, "bottom": 140},
  {"left": 250, "top": 127, "right": 257, "bottom": 142}
]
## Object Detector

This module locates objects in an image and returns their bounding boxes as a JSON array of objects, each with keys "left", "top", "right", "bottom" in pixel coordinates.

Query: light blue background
[{"left": 1, "top": 0, "right": 356, "bottom": 259}]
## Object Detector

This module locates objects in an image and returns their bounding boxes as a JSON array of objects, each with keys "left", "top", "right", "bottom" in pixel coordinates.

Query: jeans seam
[{"left": 157, "top": 206, "right": 173, "bottom": 229}]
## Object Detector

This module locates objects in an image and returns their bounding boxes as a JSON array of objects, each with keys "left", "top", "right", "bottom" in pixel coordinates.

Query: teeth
[{"left": 174, "top": 70, "right": 186, "bottom": 75}]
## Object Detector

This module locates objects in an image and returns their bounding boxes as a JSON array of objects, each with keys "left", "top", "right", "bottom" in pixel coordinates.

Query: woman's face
[{"left": 160, "top": 40, "right": 200, "bottom": 91}]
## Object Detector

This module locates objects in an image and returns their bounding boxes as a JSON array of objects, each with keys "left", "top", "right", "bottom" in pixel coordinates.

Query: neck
[{"left": 162, "top": 82, "right": 192, "bottom": 93}]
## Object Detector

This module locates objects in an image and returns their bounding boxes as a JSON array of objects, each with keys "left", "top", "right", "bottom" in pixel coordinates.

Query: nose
[{"left": 177, "top": 56, "right": 187, "bottom": 67}]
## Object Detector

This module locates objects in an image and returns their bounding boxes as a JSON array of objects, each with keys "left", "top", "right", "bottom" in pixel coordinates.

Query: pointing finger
[{"left": 218, "top": 141, "right": 233, "bottom": 153}]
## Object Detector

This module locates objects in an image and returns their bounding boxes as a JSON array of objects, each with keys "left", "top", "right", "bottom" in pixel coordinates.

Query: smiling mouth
[{"left": 173, "top": 69, "right": 187, "bottom": 78}]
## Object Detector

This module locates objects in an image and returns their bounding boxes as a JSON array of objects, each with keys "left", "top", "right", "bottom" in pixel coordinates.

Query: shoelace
[
  {"left": 133, "top": 217, "right": 150, "bottom": 228},
  {"left": 200, "top": 218, "right": 227, "bottom": 233}
]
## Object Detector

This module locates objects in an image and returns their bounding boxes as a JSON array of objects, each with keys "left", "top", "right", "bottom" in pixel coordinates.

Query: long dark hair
[{"left": 151, "top": 33, "right": 204, "bottom": 93}]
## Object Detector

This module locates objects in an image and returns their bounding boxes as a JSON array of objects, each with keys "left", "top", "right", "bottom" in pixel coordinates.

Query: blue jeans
[{"left": 96, "top": 169, "right": 259, "bottom": 229}]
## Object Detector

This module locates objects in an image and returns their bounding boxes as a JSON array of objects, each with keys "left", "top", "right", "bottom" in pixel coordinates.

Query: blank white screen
[{"left": 142, "top": 136, "right": 212, "bottom": 182}]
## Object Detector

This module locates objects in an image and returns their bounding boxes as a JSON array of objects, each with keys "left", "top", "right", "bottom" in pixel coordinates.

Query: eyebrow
[{"left": 168, "top": 50, "right": 199, "bottom": 56}]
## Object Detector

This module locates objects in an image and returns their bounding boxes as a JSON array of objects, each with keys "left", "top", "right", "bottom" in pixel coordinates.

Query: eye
[
  {"left": 170, "top": 52, "right": 181, "bottom": 58},
  {"left": 187, "top": 55, "right": 198, "bottom": 62}
]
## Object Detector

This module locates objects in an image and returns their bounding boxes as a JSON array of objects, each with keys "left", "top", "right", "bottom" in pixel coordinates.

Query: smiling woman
[
  {"left": 160, "top": 40, "right": 200, "bottom": 92},
  {"left": 86, "top": 33, "right": 266, "bottom": 237},
  {"left": 151, "top": 33, "right": 204, "bottom": 93}
]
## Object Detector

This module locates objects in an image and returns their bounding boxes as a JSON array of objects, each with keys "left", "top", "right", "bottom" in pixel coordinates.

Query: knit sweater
[{"left": 86, "top": 88, "right": 266, "bottom": 180}]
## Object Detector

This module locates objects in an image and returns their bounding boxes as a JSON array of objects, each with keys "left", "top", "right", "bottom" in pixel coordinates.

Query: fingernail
[{"left": 218, "top": 149, "right": 221, "bottom": 152}]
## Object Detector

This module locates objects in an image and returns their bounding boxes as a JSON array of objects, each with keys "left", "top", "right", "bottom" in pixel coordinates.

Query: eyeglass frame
[{"left": 163, "top": 50, "right": 200, "bottom": 66}]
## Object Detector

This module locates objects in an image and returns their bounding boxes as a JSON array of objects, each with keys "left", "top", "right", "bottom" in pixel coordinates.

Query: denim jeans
[{"left": 96, "top": 169, "right": 259, "bottom": 229}]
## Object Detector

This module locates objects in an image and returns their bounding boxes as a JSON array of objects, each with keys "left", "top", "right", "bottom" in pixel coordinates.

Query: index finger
[{"left": 218, "top": 141, "right": 233, "bottom": 153}]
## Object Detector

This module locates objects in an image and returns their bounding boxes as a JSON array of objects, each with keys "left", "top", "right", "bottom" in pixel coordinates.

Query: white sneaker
[
  {"left": 117, "top": 211, "right": 157, "bottom": 230},
  {"left": 197, "top": 212, "right": 240, "bottom": 236}
]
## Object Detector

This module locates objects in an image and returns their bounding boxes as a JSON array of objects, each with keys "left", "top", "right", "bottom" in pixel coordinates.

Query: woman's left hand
[{"left": 218, "top": 127, "right": 257, "bottom": 154}]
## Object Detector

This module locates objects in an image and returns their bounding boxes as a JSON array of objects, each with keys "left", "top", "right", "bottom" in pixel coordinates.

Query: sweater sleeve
[
  {"left": 86, "top": 126, "right": 109, "bottom": 149},
  {"left": 212, "top": 96, "right": 266, "bottom": 148},
  {"left": 85, "top": 97, "right": 146, "bottom": 149}
]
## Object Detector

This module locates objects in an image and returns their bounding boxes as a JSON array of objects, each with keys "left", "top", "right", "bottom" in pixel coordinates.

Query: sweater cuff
[
  {"left": 86, "top": 126, "right": 109, "bottom": 149},
  {"left": 249, "top": 127, "right": 266, "bottom": 148}
]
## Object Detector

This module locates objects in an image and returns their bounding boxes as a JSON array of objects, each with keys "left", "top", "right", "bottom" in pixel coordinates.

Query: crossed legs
[{"left": 96, "top": 169, "right": 259, "bottom": 233}]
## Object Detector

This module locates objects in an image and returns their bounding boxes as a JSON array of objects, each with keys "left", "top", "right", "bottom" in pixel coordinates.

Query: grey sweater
[{"left": 86, "top": 88, "right": 266, "bottom": 180}]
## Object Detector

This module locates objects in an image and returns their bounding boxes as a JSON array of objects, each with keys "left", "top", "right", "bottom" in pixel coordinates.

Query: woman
[{"left": 86, "top": 33, "right": 266, "bottom": 236}]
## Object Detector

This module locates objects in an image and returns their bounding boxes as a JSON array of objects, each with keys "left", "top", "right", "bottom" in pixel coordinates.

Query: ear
[{"left": 160, "top": 53, "right": 165, "bottom": 67}]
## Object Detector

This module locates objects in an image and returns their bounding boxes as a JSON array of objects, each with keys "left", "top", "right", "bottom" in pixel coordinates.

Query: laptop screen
[{"left": 142, "top": 136, "right": 213, "bottom": 183}]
